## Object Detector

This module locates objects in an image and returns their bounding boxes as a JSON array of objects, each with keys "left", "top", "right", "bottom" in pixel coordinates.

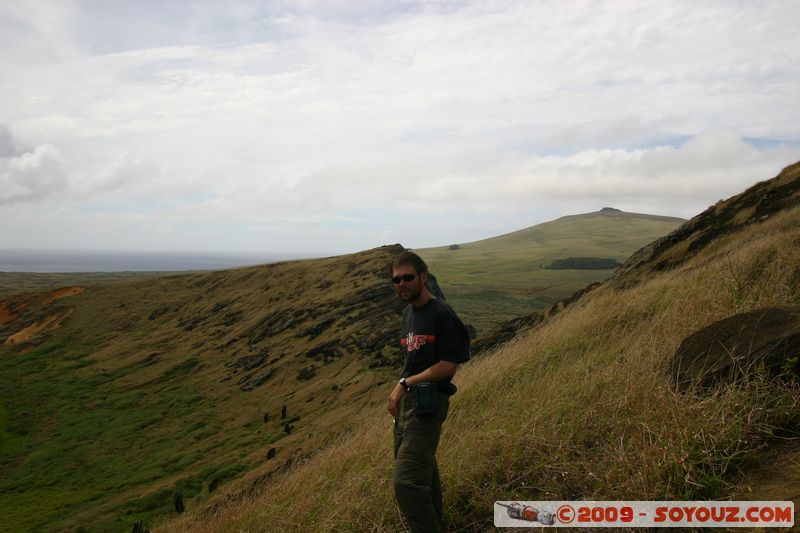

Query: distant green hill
[{"left": 417, "top": 208, "right": 685, "bottom": 335}]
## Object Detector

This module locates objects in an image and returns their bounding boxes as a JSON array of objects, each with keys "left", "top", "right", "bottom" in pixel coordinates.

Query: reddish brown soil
[
  {"left": 736, "top": 442, "right": 800, "bottom": 531},
  {"left": 1, "top": 287, "right": 84, "bottom": 346},
  {"left": 50, "top": 287, "right": 86, "bottom": 301},
  {"left": 0, "top": 302, "right": 18, "bottom": 327},
  {"left": 3, "top": 310, "right": 73, "bottom": 346}
]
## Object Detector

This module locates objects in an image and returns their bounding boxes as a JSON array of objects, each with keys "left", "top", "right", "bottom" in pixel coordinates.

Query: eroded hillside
[{"left": 0, "top": 244, "right": 409, "bottom": 532}]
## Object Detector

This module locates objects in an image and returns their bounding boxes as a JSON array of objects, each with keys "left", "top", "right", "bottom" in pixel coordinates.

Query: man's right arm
[
  {"left": 387, "top": 360, "right": 459, "bottom": 417},
  {"left": 387, "top": 382, "right": 405, "bottom": 418},
  {"left": 404, "top": 360, "right": 457, "bottom": 387}
]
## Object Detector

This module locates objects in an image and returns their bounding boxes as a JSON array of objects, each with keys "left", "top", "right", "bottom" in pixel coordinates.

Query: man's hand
[
  {"left": 388, "top": 362, "right": 458, "bottom": 417},
  {"left": 387, "top": 382, "right": 406, "bottom": 418}
]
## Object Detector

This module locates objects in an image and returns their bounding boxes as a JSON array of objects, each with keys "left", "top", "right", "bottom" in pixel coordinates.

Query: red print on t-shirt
[{"left": 400, "top": 332, "right": 436, "bottom": 352}]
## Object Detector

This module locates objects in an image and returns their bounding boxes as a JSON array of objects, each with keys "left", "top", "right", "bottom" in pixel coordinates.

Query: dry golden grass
[{"left": 156, "top": 203, "right": 800, "bottom": 532}]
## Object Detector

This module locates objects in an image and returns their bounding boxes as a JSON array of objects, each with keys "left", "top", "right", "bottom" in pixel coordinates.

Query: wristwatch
[{"left": 399, "top": 377, "right": 410, "bottom": 391}]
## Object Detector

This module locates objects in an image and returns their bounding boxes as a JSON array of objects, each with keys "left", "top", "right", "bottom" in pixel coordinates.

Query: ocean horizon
[{"left": 0, "top": 248, "right": 318, "bottom": 273}]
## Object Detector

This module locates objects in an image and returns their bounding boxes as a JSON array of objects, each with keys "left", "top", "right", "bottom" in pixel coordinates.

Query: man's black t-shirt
[{"left": 399, "top": 298, "right": 470, "bottom": 379}]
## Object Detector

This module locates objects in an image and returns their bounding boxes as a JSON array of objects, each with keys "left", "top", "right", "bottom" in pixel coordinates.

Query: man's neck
[{"left": 411, "top": 290, "right": 433, "bottom": 308}]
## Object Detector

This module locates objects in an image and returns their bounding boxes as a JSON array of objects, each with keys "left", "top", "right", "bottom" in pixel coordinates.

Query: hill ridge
[
  {"left": 613, "top": 160, "right": 800, "bottom": 288},
  {"left": 454, "top": 208, "right": 685, "bottom": 246},
  {"left": 555, "top": 207, "right": 685, "bottom": 223}
]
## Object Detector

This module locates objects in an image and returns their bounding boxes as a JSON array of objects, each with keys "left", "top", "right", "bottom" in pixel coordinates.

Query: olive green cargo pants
[{"left": 393, "top": 389, "right": 450, "bottom": 533}]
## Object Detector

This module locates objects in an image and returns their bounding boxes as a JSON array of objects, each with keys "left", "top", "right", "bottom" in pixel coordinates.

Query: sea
[{"left": 0, "top": 249, "right": 317, "bottom": 273}]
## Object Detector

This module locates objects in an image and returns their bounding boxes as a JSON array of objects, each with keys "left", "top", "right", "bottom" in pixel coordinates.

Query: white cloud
[
  {"left": 0, "top": 142, "right": 68, "bottom": 205},
  {"left": 0, "top": 1, "right": 799, "bottom": 252},
  {"left": 267, "top": 129, "right": 797, "bottom": 217}
]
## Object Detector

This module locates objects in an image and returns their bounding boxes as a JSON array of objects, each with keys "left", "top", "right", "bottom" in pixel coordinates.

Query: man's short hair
[{"left": 390, "top": 251, "right": 428, "bottom": 276}]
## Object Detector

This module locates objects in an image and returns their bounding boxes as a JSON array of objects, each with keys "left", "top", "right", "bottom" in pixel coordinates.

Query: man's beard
[{"left": 397, "top": 285, "right": 421, "bottom": 303}]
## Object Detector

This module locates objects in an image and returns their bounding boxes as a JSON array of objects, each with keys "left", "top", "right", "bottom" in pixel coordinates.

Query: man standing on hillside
[{"left": 387, "top": 251, "right": 470, "bottom": 533}]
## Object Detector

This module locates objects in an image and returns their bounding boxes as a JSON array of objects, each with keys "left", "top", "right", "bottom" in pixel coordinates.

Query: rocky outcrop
[
  {"left": 471, "top": 282, "right": 601, "bottom": 355},
  {"left": 669, "top": 307, "right": 800, "bottom": 392},
  {"left": 612, "top": 161, "right": 800, "bottom": 289},
  {"left": 470, "top": 312, "right": 545, "bottom": 355}
]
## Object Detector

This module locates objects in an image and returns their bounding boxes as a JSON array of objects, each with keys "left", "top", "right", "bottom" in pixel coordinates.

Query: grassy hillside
[
  {"left": 0, "top": 246, "right": 407, "bottom": 532},
  {"left": 417, "top": 209, "right": 684, "bottom": 335},
  {"left": 161, "top": 162, "right": 800, "bottom": 532}
]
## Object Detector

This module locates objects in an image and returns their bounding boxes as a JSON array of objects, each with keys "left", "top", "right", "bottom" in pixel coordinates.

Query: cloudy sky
[{"left": 1, "top": 0, "right": 799, "bottom": 255}]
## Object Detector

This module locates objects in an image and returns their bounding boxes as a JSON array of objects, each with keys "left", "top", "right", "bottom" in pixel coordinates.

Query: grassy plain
[{"left": 418, "top": 209, "right": 685, "bottom": 334}]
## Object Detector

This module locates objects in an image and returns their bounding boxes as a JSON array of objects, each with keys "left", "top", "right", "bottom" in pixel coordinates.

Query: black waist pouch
[
  {"left": 412, "top": 382, "right": 439, "bottom": 416},
  {"left": 437, "top": 382, "right": 457, "bottom": 396}
]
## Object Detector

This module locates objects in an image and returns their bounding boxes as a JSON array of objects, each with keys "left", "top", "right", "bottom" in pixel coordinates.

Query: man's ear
[{"left": 420, "top": 271, "right": 429, "bottom": 287}]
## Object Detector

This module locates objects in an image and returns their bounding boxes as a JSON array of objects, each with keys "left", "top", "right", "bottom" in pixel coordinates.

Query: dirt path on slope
[{"left": 736, "top": 440, "right": 800, "bottom": 532}]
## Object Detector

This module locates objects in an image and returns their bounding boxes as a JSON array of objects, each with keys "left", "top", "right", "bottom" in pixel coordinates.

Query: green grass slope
[
  {"left": 417, "top": 209, "right": 684, "bottom": 334},
  {"left": 0, "top": 245, "right": 407, "bottom": 532},
  {"left": 165, "top": 162, "right": 800, "bottom": 532}
]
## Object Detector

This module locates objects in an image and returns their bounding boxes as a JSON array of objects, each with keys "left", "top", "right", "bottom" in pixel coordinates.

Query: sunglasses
[{"left": 391, "top": 273, "right": 417, "bottom": 284}]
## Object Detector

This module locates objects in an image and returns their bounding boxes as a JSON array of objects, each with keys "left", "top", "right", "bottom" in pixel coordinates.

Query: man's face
[{"left": 392, "top": 264, "right": 426, "bottom": 303}]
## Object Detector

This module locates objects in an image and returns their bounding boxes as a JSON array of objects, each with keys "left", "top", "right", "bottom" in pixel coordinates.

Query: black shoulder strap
[{"left": 426, "top": 272, "right": 447, "bottom": 300}]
